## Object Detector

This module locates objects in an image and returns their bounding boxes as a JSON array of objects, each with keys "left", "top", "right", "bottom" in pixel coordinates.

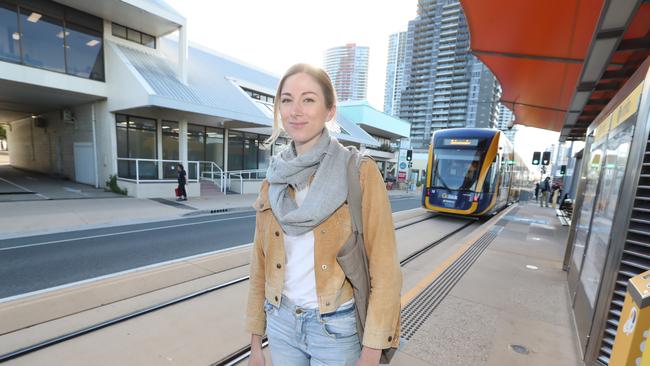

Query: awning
[{"left": 461, "top": 0, "right": 650, "bottom": 140}]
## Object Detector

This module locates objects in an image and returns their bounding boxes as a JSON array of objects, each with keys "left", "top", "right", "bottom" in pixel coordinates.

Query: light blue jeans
[{"left": 264, "top": 296, "right": 361, "bottom": 365}]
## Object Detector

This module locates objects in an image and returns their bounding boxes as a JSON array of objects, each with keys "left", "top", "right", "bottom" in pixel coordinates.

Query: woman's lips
[{"left": 290, "top": 122, "right": 308, "bottom": 129}]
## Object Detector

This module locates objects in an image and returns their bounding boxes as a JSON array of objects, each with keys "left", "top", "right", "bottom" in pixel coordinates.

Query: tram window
[{"left": 432, "top": 149, "right": 482, "bottom": 191}]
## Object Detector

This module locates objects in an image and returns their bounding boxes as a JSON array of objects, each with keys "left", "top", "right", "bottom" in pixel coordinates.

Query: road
[{"left": 0, "top": 195, "right": 422, "bottom": 299}]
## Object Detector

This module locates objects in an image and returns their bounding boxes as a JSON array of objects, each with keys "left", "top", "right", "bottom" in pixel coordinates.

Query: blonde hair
[{"left": 264, "top": 63, "right": 337, "bottom": 147}]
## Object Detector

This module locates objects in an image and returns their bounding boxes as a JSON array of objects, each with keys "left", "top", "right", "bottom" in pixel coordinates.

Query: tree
[{"left": 0, "top": 125, "right": 6, "bottom": 140}]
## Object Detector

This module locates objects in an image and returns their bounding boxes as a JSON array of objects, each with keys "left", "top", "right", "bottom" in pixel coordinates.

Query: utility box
[{"left": 611, "top": 270, "right": 650, "bottom": 366}]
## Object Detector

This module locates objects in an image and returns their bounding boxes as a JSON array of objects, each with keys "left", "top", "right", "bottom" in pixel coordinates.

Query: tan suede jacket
[{"left": 245, "top": 159, "right": 402, "bottom": 349}]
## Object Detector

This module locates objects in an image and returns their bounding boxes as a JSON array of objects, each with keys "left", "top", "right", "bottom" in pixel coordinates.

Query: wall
[{"left": 6, "top": 102, "right": 103, "bottom": 185}]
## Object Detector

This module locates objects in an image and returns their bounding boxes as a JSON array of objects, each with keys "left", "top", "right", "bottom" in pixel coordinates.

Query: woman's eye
[
  {"left": 304, "top": 98, "right": 315, "bottom": 103},
  {"left": 281, "top": 98, "right": 292, "bottom": 104}
]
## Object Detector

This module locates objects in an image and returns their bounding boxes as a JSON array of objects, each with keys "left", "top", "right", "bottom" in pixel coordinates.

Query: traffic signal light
[
  {"left": 532, "top": 151, "right": 541, "bottom": 165},
  {"left": 406, "top": 149, "right": 413, "bottom": 161},
  {"left": 542, "top": 151, "right": 551, "bottom": 165},
  {"left": 560, "top": 165, "right": 566, "bottom": 175}
]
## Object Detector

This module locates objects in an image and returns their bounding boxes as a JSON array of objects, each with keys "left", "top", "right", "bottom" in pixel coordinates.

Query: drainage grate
[
  {"left": 400, "top": 229, "right": 499, "bottom": 340},
  {"left": 149, "top": 198, "right": 197, "bottom": 210}
]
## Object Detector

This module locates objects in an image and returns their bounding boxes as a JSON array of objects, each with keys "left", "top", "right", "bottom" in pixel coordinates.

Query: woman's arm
[
  {"left": 245, "top": 211, "right": 267, "bottom": 336},
  {"left": 248, "top": 334, "right": 265, "bottom": 366}
]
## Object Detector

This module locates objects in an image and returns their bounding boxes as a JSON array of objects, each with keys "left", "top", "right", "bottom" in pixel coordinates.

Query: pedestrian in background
[
  {"left": 534, "top": 182, "right": 540, "bottom": 202},
  {"left": 176, "top": 164, "right": 187, "bottom": 201},
  {"left": 540, "top": 177, "right": 551, "bottom": 208},
  {"left": 246, "top": 63, "right": 401, "bottom": 366}
]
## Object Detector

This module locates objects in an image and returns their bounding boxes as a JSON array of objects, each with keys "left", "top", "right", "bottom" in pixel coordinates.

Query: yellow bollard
[{"left": 611, "top": 270, "right": 650, "bottom": 366}]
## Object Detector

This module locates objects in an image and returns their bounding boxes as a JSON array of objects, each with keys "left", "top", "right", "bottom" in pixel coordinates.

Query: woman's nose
[{"left": 291, "top": 104, "right": 303, "bottom": 116}]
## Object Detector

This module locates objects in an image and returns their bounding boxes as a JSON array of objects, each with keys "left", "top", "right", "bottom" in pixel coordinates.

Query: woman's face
[{"left": 279, "top": 72, "right": 336, "bottom": 154}]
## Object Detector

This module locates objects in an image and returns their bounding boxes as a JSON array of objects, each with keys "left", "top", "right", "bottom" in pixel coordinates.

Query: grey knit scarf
[{"left": 266, "top": 128, "right": 350, "bottom": 236}]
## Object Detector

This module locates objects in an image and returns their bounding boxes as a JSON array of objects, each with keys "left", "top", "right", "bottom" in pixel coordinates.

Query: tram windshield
[{"left": 431, "top": 148, "right": 482, "bottom": 191}]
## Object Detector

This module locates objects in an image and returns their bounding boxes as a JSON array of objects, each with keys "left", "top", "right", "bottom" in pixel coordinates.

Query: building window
[
  {"left": 20, "top": 7, "right": 66, "bottom": 73},
  {"left": 116, "top": 114, "right": 157, "bottom": 179},
  {"left": 227, "top": 130, "right": 271, "bottom": 171},
  {"left": 241, "top": 87, "right": 275, "bottom": 104},
  {"left": 187, "top": 123, "right": 225, "bottom": 168},
  {"left": 64, "top": 22, "right": 103, "bottom": 79},
  {"left": 112, "top": 23, "right": 155, "bottom": 49},
  {"left": 0, "top": 2, "right": 21, "bottom": 62},
  {"left": 0, "top": 1, "right": 104, "bottom": 80},
  {"left": 162, "top": 120, "right": 179, "bottom": 178}
]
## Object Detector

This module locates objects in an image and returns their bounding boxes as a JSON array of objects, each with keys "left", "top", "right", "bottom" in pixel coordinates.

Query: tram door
[{"left": 570, "top": 122, "right": 635, "bottom": 354}]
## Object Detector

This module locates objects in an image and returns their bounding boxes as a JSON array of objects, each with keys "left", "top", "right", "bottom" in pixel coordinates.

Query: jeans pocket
[
  {"left": 321, "top": 309, "right": 357, "bottom": 339},
  {"left": 263, "top": 299, "right": 275, "bottom": 314}
]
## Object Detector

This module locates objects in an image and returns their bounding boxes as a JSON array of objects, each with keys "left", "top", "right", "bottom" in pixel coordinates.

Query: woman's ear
[{"left": 326, "top": 105, "right": 337, "bottom": 122}]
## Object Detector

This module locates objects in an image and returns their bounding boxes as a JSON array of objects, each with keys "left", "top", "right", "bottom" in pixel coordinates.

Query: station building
[{"left": 0, "top": 0, "right": 409, "bottom": 198}]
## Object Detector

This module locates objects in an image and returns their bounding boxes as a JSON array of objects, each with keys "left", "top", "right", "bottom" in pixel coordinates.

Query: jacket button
[
  {"left": 274, "top": 231, "right": 280, "bottom": 237},
  {"left": 388, "top": 336, "right": 392, "bottom": 342},
  {"left": 276, "top": 263, "right": 282, "bottom": 269},
  {"left": 274, "top": 296, "right": 278, "bottom": 301},
  {"left": 260, "top": 203, "right": 264, "bottom": 208},
  {"left": 321, "top": 229, "right": 326, "bottom": 234},
  {"left": 321, "top": 264, "right": 328, "bottom": 270},
  {"left": 326, "top": 301, "right": 330, "bottom": 306}
]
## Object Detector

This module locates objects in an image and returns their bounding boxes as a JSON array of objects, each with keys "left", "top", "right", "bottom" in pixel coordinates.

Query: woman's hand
[
  {"left": 356, "top": 346, "right": 381, "bottom": 366},
  {"left": 248, "top": 334, "right": 265, "bottom": 366}
]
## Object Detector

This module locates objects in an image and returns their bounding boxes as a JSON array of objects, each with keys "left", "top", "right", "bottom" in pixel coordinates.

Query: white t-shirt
[{"left": 282, "top": 186, "right": 319, "bottom": 308}]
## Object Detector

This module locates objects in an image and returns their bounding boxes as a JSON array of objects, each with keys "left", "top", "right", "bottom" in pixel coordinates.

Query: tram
[{"left": 422, "top": 128, "right": 529, "bottom": 216}]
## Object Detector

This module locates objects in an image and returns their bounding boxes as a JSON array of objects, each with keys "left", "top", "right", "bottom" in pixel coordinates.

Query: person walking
[
  {"left": 176, "top": 164, "right": 187, "bottom": 201},
  {"left": 246, "top": 64, "right": 401, "bottom": 366},
  {"left": 540, "top": 177, "right": 551, "bottom": 208},
  {"left": 534, "top": 182, "right": 540, "bottom": 202}
]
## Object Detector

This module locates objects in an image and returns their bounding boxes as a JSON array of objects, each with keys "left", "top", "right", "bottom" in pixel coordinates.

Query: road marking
[
  {"left": 0, "top": 243, "right": 253, "bottom": 304},
  {"left": 0, "top": 214, "right": 257, "bottom": 252},
  {"left": 0, "top": 177, "right": 49, "bottom": 199}
]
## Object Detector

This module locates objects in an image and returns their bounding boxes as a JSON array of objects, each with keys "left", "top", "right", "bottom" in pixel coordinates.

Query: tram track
[{"left": 0, "top": 211, "right": 459, "bottom": 364}]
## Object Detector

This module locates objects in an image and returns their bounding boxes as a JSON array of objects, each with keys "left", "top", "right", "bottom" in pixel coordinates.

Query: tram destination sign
[{"left": 443, "top": 138, "right": 479, "bottom": 146}]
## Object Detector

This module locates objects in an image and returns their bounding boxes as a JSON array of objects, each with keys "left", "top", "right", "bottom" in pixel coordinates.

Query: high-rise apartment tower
[
  {"left": 384, "top": 32, "right": 408, "bottom": 117},
  {"left": 323, "top": 44, "right": 369, "bottom": 102},
  {"left": 399, "top": 0, "right": 500, "bottom": 150}
]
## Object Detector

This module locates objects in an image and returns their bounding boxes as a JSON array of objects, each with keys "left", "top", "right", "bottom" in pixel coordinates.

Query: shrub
[{"left": 105, "top": 174, "right": 128, "bottom": 195}]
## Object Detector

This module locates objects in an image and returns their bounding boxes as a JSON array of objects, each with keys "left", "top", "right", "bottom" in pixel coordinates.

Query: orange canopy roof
[{"left": 461, "top": 0, "right": 604, "bottom": 132}]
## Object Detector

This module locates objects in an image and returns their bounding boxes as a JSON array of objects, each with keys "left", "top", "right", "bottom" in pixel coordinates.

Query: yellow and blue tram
[{"left": 422, "top": 128, "right": 529, "bottom": 216}]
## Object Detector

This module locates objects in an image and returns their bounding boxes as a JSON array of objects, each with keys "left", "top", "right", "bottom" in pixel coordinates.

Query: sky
[{"left": 163, "top": 0, "right": 419, "bottom": 109}]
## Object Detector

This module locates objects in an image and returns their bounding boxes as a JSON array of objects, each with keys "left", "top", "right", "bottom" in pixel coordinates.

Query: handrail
[
  {"left": 229, "top": 173, "right": 244, "bottom": 195},
  {"left": 197, "top": 161, "right": 226, "bottom": 193}
]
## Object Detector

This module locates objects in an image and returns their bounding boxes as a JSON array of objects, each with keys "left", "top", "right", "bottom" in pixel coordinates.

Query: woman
[
  {"left": 176, "top": 163, "right": 187, "bottom": 201},
  {"left": 245, "top": 64, "right": 401, "bottom": 366}
]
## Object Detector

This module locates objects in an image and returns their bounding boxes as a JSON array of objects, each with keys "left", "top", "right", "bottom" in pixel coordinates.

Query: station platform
[{"left": 391, "top": 200, "right": 580, "bottom": 366}]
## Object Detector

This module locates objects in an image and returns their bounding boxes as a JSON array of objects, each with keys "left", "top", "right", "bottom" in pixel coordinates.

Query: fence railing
[
  {"left": 116, "top": 158, "right": 200, "bottom": 183},
  {"left": 226, "top": 169, "right": 266, "bottom": 194},
  {"left": 116, "top": 158, "right": 265, "bottom": 195}
]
